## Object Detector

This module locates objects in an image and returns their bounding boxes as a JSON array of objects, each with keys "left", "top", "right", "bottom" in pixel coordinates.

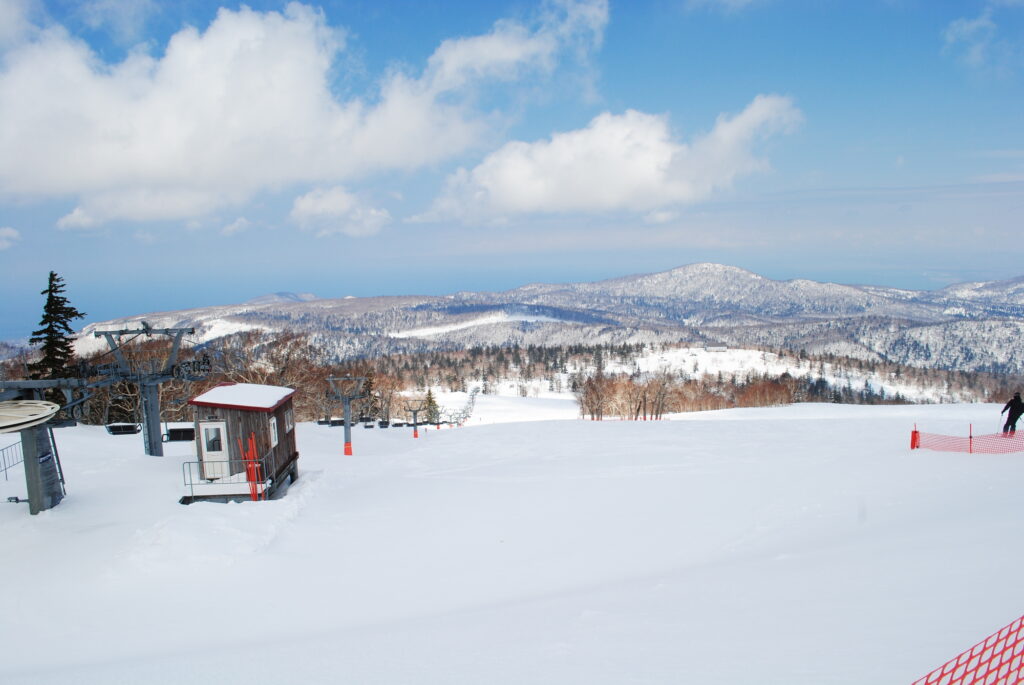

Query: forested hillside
[{"left": 7, "top": 331, "right": 1018, "bottom": 425}]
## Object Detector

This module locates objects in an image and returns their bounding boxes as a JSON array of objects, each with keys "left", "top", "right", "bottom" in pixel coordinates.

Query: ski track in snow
[{"left": 125, "top": 469, "right": 326, "bottom": 572}]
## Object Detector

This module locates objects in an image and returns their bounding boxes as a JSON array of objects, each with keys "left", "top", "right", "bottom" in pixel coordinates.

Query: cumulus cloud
[
  {"left": 0, "top": 0, "right": 35, "bottom": 48},
  {"left": 77, "top": 0, "right": 158, "bottom": 44},
  {"left": 290, "top": 186, "right": 391, "bottom": 237},
  {"left": 0, "top": 0, "right": 608, "bottom": 228},
  {"left": 425, "top": 0, "right": 606, "bottom": 93},
  {"left": 0, "top": 226, "right": 20, "bottom": 249},
  {"left": 421, "top": 94, "right": 802, "bottom": 222}
]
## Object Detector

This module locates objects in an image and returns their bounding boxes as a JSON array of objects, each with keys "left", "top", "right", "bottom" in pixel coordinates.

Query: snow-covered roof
[{"left": 189, "top": 383, "right": 295, "bottom": 412}]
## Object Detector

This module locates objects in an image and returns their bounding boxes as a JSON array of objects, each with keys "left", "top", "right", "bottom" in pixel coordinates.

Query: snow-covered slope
[
  {"left": 600, "top": 346, "right": 972, "bottom": 402},
  {"left": 1, "top": 400, "right": 1020, "bottom": 684},
  {"left": 391, "top": 312, "right": 567, "bottom": 338}
]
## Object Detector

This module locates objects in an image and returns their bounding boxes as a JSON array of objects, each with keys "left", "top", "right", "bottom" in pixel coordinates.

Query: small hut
[{"left": 181, "top": 383, "right": 299, "bottom": 503}]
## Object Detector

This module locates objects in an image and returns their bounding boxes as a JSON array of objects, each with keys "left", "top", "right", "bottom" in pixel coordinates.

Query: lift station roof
[{"left": 189, "top": 383, "right": 295, "bottom": 413}]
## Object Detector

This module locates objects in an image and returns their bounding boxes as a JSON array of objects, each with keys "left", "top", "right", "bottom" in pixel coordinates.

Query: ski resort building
[{"left": 181, "top": 383, "right": 299, "bottom": 504}]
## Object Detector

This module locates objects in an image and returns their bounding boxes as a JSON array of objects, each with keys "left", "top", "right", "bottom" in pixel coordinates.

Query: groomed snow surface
[{"left": 2, "top": 397, "right": 1022, "bottom": 684}]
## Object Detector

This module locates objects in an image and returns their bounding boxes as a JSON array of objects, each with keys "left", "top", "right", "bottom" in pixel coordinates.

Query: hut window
[
  {"left": 269, "top": 415, "right": 279, "bottom": 447},
  {"left": 203, "top": 424, "right": 225, "bottom": 454},
  {"left": 285, "top": 408, "right": 295, "bottom": 433}
]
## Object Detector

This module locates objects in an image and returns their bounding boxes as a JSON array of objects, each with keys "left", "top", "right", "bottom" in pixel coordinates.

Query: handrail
[
  {"left": 1, "top": 440, "right": 23, "bottom": 481},
  {"left": 181, "top": 455, "right": 271, "bottom": 501}
]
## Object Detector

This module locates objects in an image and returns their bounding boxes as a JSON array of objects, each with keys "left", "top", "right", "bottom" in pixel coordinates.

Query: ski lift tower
[
  {"left": 402, "top": 397, "right": 429, "bottom": 439},
  {"left": 326, "top": 376, "right": 367, "bottom": 456},
  {"left": 0, "top": 376, "right": 99, "bottom": 515},
  {"left": 93, "top": 322, "right": 204, "bottom": 457},
  {"left": 0, "top": 401, "right": 63, "bottom": 515}
]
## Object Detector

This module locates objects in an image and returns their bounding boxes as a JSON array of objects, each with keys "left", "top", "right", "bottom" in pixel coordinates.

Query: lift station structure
[
  {"left": 0, "top": 322, "right": 210, "bottom": 513},
  {"left": 182, "top": 383, "right": 299, "bottom": 503}
]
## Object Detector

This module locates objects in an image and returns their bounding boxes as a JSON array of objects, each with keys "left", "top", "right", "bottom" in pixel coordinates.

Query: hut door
[{"left": 199, "top": 421, "right": 229, "bottom": 479}]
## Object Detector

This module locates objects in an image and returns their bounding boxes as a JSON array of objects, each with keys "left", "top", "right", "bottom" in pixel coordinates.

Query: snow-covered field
[
  {"left": 2, "top": 397, "right": 1022, "bottom": 684},
  {"left": 464, "top": 345, "right": 982, "bottom": 404},
  {"left": 600, "top": 345, "right": 973, "bottom": 403}
]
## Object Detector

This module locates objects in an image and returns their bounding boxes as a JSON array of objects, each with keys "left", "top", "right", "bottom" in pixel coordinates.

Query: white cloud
[
  {"left": 0, "top": 0, "right": 608, "bottom": 228},
  {"left": 56, "top": 188, "right": 230, "bottom": 229},
  {"left": 290, "top": 186, "right": 391, "bottom": 237},
  {"left": 421, "top": 94, "right": 802, "bottom": 222},
  {"left": 77, "top": 0, "right": 158, "bottom": 44},
  {"left": 0, "top": 226, "right": 21, "bottom": 249},
  {"left": 645, "top": 210, "right": 679, "bottom": 224},
  {"left": 944, "top": 2, "right": 1023, "bottom": 70},
  {"left": 221, "top": 217, "right": 251, "bottom": 236},
  {"left": 421, "top": 0, "right": 606, "bottom": 94},
  {"left": 56, "top": 207, "right": 97, "bottom": 230},
  {"left": 944, "top": 10, "right": 998, "bottom": 67},
  {"left": 0, "top": 0, "right": 35, "bottom": 49}
]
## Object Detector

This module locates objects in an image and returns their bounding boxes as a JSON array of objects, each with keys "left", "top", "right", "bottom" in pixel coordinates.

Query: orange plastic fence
[
  {"left": 912, "top": 614, "right": 1024, "bottom": 685},
  {"left": 910, "top": 425, "right": 1024, "bottom": 454}
]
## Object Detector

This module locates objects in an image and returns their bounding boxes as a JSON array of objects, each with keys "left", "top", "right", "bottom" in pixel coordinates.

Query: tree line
[
  {"left": 5, "top": 329, "right": 1023, "bottom": 425},
  {"left": 6, "top": 271, "right": 1023, "bottom": 425}
]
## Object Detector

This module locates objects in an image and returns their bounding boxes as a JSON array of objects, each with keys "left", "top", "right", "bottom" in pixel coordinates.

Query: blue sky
[{"left": 1, "top": 0, "right": 1022, "bottom": 339}]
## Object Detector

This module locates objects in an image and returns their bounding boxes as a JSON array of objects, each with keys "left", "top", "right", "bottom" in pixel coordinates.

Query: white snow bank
[
  {"left": 391, "top": 312, "right": 565, "bottom": 339},
  {"left": 1, "top": 401, "right": 1022, "bottom": 684}
]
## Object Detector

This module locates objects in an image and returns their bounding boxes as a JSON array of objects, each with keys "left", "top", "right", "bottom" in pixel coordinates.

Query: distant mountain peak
[
  {"left": 244, "top": 292, "right": 319, "bottom": 305},
  {"left": 71, "top": 263, "right": 1024, "bottom": 374}
]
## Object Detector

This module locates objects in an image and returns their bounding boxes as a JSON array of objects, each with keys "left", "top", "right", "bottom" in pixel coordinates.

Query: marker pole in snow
[
  {"left": 326, "top": 376, "right": 367, "bottom": 456},
  {"left": 342, "top": 396, "right": 355, "bottom": 455},
  {"left": 403, "top": 398, "right": 428, "bottom": 439}
]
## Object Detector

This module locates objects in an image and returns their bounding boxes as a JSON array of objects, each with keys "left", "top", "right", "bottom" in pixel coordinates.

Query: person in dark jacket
[{"left": 1002, "top": 392, "right": 1024, "bottom": 435}]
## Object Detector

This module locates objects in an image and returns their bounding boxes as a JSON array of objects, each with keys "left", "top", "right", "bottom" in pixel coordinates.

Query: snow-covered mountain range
[{"left": 76, "top": 263, "right": 1024, "bottom": 373}]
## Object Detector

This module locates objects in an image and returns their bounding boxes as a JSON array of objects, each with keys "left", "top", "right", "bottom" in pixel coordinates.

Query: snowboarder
[{"left": 1001, "top": 392, "right": 1024, "bottom": 435}]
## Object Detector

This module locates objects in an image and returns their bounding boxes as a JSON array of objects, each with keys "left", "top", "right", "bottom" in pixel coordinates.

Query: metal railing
[
  {"left": 1, "top": 441, "right": 23, "bottom": 481},
  {"left": 182, "top": 457, "right": 271, "bottom": 501}
]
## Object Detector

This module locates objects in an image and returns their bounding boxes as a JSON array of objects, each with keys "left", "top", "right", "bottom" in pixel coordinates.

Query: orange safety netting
[
  {"left": 912, "top": 614, "right": 1024, "bottom": 685},
  {"left": 911, "top": 426, "right": 1024, "bottom": 454}
]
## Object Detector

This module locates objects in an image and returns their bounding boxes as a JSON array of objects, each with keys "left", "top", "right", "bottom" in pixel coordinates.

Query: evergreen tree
[
  {"left": 360, "top": 372, "right": 379, "bottom": 418},
  {"left": 29, "top": 271, "right": 86, "bottom": 379},
  {"left": 424, "top": 389, "right": 440, "bottom": 423}
]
